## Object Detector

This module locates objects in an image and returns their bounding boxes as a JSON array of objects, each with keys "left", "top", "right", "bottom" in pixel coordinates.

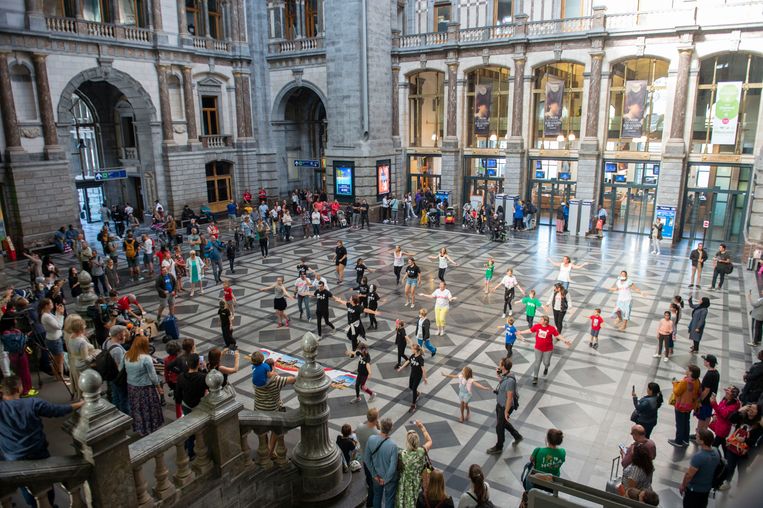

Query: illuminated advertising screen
[
  {"left": 376, "top": 159, "right": 391, "bottom": 199},
  {"left": 334, "top": 161, "right": 355, "bottom": 201}
]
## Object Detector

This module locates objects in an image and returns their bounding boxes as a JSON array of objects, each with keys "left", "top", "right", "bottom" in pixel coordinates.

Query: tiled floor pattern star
[{"left": 3, "top": 223, "right": 759, "bottom": 507}]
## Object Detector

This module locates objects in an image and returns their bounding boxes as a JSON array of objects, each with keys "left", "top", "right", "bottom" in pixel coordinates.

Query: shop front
[
  {"left": 407, "top": 154, "right": 441, "bottom": 194},
  {"left": 600, "top": 160, "right": 660, "bottom": 235},
  {"left": 463, "top": 155, "right": 505, "bottom": 209},
  {"left": 681, "top": 163, "right": 751, "bottom": 244},
  {"left": 528, "top": 158, "right": 577, "bottom": 225}
]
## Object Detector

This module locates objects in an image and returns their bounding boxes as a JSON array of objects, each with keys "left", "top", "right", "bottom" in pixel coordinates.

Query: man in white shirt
[
  {"left": 312, "top": 274, "right": 330, "bottom": 291},
  {"left": 381, "top": 196, "right": 390, "bottom": 223},
  {"left": 294, "top": 273, "right": 313, "bottom": 321},
  {"left": 141, "top": 234, "right": 154, "bottom": 277}
]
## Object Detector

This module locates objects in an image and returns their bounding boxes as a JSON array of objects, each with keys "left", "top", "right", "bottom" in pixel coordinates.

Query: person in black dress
[
  {"left": 312, "top": 281, "right": 336, "bottom": 337},
  {"left": 334, "top": 294, "right": 379, "bottom": 350},
  {"left": 218, "top": 300, "right": 234, "bottom": 348},
  {"left": 344, "top": 342, "right": 375, "bottom": 403},
  {"left": 334, "top": 240, "right": 348, "bottom": 283},
  {"left": 367, "top": 284, "right": 381, "bottom": 329},
  {"left": 397, "top": 343, "right": 428, "bottom": 412}
]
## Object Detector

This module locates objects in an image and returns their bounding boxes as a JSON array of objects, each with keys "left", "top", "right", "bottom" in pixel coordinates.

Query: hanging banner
[
  {"left": 474, "top": 84, "right": 492, "bottom": 136},
  {"left": 622, "top": 80, "right": 648, "bottom": 139},
  {"left": 544, "top": 79, "right": 565, "bottom": 136},
  {"left": 711, "top": 81, "right": 742, "bottom": 145}
]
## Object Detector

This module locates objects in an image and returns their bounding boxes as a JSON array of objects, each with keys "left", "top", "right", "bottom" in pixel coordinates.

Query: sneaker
[
  {"left": 502, "top": 313, "right": 506, "bottom": 318},
  {"left": 317, "top": 235, "right": 320, "bottom": 238},
  {"left": 509, "top": 310, "right": 513, "bottom": 316},
  {"left": 543, "top": 366, "right": 549, "bottom": 376},
  {"left": 593, "top": 343, "right": 599, "bottom": 350},
  {"left": 663, "top": 356, "right": 669, "bottom": 362},
  {"left": 21, "top": 388, "right": 39, "bottom": 398},
  {"left": 718, "top": 481, "right": 731, "bottom": 491},
  {"left": 688, "top": 284, "right": 694, "bottom": 288},
  {"left": 748, "top": 342, "right": 760, "bottom": 346},
  {"left": 513, "top": 435, "right": 524, "bottom": 444},
  {"left": 532, "top": 377, "right": 538, "bottom": 385},
  {"left": 588, "top": 342, "right": 592, "bottom": 347},
  {"left": 486, "top": 446, "right": 503, "bottom": 455},
  {"left": 431, "top": 350, "right": 436, "bottom": 358},
  {"left": 689, "top": 434, "right": 696, "bottom": 441},
  {"left": 350, "top": 397, "right": 360, "bottom": 404},
  {"left": 667, "top": 439, "right": 687, "bottom": 448},
  {"left": 652, "top": 353, "right": 661, "bottom": 358},
  {"left": 368, "top": 392, "right": 376, "bottom": 402}
]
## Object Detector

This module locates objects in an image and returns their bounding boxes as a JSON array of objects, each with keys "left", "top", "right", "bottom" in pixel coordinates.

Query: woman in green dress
[
  {"left": 186, "top": 249, "right": 206, "bottom": 297},
  {"left": 396, "top": 420, "right": 433, "bottom": 508}
]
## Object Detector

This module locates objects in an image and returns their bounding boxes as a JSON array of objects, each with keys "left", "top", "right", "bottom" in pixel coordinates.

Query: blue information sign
[
  {"left": 294, "top": 159, "right": 320, "bottom": 168},
  {"left": 94, "top": 169, "right": 127, "bottom": 181},
  {"left": 655, "top": 205, "right": 676, "bottom": 239}
]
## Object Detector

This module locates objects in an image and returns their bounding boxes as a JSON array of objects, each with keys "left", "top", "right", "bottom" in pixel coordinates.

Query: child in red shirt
[
  {"left": 589, "top": 308, "right": 604, "bottom": 350},
  {"left": 223, "top": 279, "right": 236, "bottom": 317}
]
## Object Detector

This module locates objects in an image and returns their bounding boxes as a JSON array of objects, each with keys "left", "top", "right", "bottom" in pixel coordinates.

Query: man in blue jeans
[
  {"left": 364, "top": 418, "right": 398, "bottom": 508},
  {"left": 0, "top": 375, "right": 83, "bottom": 506},
  {"left": 679, "top": 429, "right": 720, "bottom": 508}
]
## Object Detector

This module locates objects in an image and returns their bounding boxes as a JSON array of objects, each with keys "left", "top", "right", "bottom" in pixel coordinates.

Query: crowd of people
[{"left": 2, "top": 187, "right": 763, "bottom": 508}]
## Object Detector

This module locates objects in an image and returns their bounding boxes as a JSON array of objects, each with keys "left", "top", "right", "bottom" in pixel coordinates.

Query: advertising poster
[
  {"left": 474, "top": 84, "right": 492, "bottom": 136},
  {"left": 258, "top": 348, "right": 357, "bottom": 390},
  {"left": 711, "top": 81, "right": 742, "bottom": 145},
  {"left": 334, "top": 161, "right": 354, "bottom": 200},
  {"left": 655, "top": 206, "right": 676, "bottom": 239},
  {"left": 376, "top": 160, "right": 391, "bottom": 198},
  {"left": 622, "top": 80, "right": 648, "bottom": 138},
  {"left": 544, "top": 79, "right": 565, "bottom": 136}
]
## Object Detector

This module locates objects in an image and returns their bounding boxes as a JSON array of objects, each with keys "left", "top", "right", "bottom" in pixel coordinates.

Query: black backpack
[
  {"left": 507, "top": 373, "right": 519, "bottom": 411},
  {"left": 711, "top": 447, "right": 727, "bottom": 491},
  {"left": 91, "top": 344, "right": 122, "bottom": 382}
]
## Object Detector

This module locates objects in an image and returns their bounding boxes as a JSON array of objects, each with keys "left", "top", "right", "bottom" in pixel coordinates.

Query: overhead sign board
[
  {"left": 94, "top": 169, "right": 127, "bottom": 181},
  {"left": 294, "top": 159, "right": 320, "bottom": 168}
]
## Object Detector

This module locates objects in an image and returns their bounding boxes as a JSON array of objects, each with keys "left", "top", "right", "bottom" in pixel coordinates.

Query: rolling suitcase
[{"left": 159, "top": 315, "right": 180, "bottom": 342}]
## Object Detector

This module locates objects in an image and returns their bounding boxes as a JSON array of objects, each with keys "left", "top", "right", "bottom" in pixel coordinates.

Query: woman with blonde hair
[
  {"left": 417, "top": 469, "right": 454, "bottom": 508},
  {"left": 124, "top": 333, "right": 164, "bottom": 436},
  {"left": 397, "top": 420, "right": 433, "bottom": 508},
  {"left": 64, "top": 314, "right": 97, "bottom": 398}
]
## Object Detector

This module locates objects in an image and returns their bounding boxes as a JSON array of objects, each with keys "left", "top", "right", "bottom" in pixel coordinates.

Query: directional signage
[
  {"left": 94, "top": 169, "right": 127, "bottom": 181},
  {"left": 293, "top": 159, "right": 320, "bottom": 168}
]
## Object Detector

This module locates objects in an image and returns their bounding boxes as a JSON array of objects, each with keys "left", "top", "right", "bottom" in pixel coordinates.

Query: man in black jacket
[
  {"left": 175, "top": 353, "right": 207, "bottom": 459},
  {"left": 741, "top": 350, "right": 763, "bottom": 405},
  {"left": 155, "top": 265, "right": 177, "bottom": 321}
]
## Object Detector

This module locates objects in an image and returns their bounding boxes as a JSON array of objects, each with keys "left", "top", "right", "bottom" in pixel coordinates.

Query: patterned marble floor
[{"left": 4, "top": 223, "right": 759, "bottom": 507}]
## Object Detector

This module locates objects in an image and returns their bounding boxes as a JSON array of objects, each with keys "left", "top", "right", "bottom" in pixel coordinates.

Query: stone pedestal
[
  {"left": 504, "top": 137, "right": 525, "bottom": 197},
  {"left": 656, "top": 140, "right": 687, "bottom": 243},
  {"left": 292, "top": 332, "right": 348, "bottom": 505},
  {"left": 63, "top": 369, "right": 138, "bottom": 506},
  {"left": 576, "top": 137, "right": 600, "bottom": 202},
  {"left": 76, "top": 271, "right": 98, "bottom": 314},
  {"left": 441, "top": 137, "right": 461, "bottom": 206}
]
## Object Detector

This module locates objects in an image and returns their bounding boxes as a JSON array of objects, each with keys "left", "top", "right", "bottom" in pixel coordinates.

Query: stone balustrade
[
  {"left": 268, "top": 36, "right": 325, "bottom": 55},
  {"left": 0, "top": 332, "right": 352, "bottom": 508},
  {"left": 199, "top": 135, "right": 233, "bottom": 149}
]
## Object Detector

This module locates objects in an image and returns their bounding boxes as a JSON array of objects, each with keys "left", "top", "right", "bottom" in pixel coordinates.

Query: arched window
[
  {"left": 10, "top": 64, "right": 37, "bottom": 121},
  {"left": 408, "top": 71, "right": 444, "bottom": 147},
  {"left": 532, "top": 62, "right": 584, "bottom": 149},
  {"left": 69, "top": 94, "right": 101, "bottom": 174},
  {"left": 606, "top": 57, "right": 669, "bottom": 152},
  {"left": 168, "top": 75, "right": 184, "bottom": 121},
  {"left": 691, "top": 53, "right": 763, "bottom": 155},
  {"left": 465, "top": 66, "right": 510, "bottom": 148}
]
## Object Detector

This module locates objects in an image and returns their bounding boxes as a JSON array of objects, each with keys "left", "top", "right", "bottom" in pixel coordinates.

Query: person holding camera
[{"left": 486, "top": 357, "right": 523, "bottom": 455}]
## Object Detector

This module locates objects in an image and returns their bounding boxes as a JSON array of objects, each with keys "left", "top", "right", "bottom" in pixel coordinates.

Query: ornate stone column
[
  {"left": 296, "top": 0, "right": 305, "bottom": 38},
  {"left": 669, "top": 47, "right": 694, "bottom": 142},
  {"left": 181, "top": 66, "right": 198, "bottom": 143},
  {"left": 510, "top": 56, "right": 526, "bottom": 138},
  {"left": 233, "top": 71, "right": 253, "bottom": 138},
  {"left": 504, "top": 55, "right": 527, "bottom": 198},
  {"left": 24, "top": 0, "right": 46, "bottom": 31},
  {"left": 584, "top": 52, "right": 604, "bottom": 140},
  {"left": 292, "top": 333, "right": 347, "bottom": 503},
  {"left": 202, "top": 0, "right": 211, "bottom": 37},
  {"left": 391, "top": 64, "right": 400, "bottom": 138},
  {"left": 177, "top": 0, "right": 188, "bottom": 35},
  {"left": 32, "top": 54, "right": 59, "bottom": 149},
  {"left": 579, "top": 50, "right": 604, "bottom": 205},
  {"left": 150, "top": 0, "right": 163, "bottom": 30},
  {"left": 0, "top": 52, "right": 21, "bottom": 150},
  {"left": 446, "top": 61, "right": 458, "bottom": 138},
  {"left": 155, "top": 64, "right": 174, "bottom": 143},
  {"left": 236, "top": 0, "right": 247, "bottom": 42}
]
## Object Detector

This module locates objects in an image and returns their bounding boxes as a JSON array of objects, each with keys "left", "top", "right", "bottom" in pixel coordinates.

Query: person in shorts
[
  {"left": 155, "top": 265, "right": 177, "bottom": 321},
  {"left": 588, "top": 308, "right": 604, "bottom": 349},
  {"left": 404, "top": 257, "right": 421, "bottom": 308}
]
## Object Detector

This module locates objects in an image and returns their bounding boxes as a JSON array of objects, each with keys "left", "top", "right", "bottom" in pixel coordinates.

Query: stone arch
[
  {"left": 404, "top": 67, "right": 447, "bottom": 80},
  {"left": 56, "top": 66, "right": 157, "bottom": 126},
  {"left": 607, "top": 54, "right": 671, "bottom": 69},
  {"left": 460, "top": 63, "right": 513, "bottom": 79},
  {"left": 271, "top": 80, "right": 328, "bottom": 121},
  {"left": 530, "top": 58, "right": 587, "bottom": 73}
]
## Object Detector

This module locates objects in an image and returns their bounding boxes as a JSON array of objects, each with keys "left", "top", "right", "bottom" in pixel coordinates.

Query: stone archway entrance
[
  {"left": 57, "top": 66, "right": 157, "bottom": 221},
  {"left": 272, "top": 83, "right": 327, "bottom": 194}
]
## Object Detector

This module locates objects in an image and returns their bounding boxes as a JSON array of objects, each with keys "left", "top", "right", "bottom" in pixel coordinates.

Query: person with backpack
[
  {"left": 669, "top": 364, "right": 702, "bottom": 447},
  {"left": 519, "top": 428, "right": 566, "bottom": 508},
  {"left": 458, "top": 464, "right": 493, "bottom": 508},
  {"left": 99, "top": 325, "right": 129, "bottom": 414},
  {"left": 123, "top": 232, "right": 140, "bottom": 282},
  {"left": 717, "top": 402, "right": 762, "bottom": 490},
  {"left": 486, "top": 357, "right": 523, "bottom": 455},
  {"left": 740, "top": 350, "right": 763, "bottom": 404},
  {"left": 679, "top": 429, "right": 720, "bottom": 508}
]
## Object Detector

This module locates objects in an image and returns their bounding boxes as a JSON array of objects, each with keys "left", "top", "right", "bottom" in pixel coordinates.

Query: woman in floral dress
[
  {"left": 186, "top": 249, "right": 205, "bottom": 296},
  {"left": 396, "top": 420, "right": 433, "bottom": 508},
  {"left": 173, "top": 245, "right": 187, "bottom": 293}
]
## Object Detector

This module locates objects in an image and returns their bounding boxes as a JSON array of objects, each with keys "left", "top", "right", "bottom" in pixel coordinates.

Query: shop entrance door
[
  {"left": 77, "top": 184, "right": 105, "bottom": 223},
  {"left": 463, "top": 177, "right": 504, "bottom": 209},
  {"left": 531, "top": 181, "right": 576, "bottom": 225},
  {"left": 682, "top": 190, "right": 747, "bottom": 244},
  {"left": 409, "top": 174, "right": 441, "bottom": 194},
  {"left": 602, "top": 185, "right": 657, "bottom": 234}
]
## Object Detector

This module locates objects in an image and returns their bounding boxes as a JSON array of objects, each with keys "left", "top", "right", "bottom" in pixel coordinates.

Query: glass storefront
[
  {"left": 600, "top": 161, "right": 659, "bottom": 235},
  {"left": 463, "top": 156, "right": 505, "bottom": 209},
  {"left": 681, "top": 164, "right": 751, "bottom": 244},
  {"left": 465, "top": 67, "right": 510, "bottom": 147},
  {"left": 528, "top": 159, "right": 577, "bottom": 226},
  {"left": 408, "top": 71, "right": 445, "bottom": 148},
  {"left": 531, "top": 62, "right": 584, "bottom": 150},
  {"left": 407, "top": 154, "right": 441, "bottom": 194}
]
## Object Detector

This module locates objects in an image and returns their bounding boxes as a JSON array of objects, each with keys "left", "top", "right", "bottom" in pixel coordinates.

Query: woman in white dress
[
  {"left": 609, "top": 270, "right": 644, "bottom": 331},
  {"left": 186, "top": 250, "right": 206, "bottom": 297},
  {"left": 547, "top": 256, "right": 588, "bottom": 291}
]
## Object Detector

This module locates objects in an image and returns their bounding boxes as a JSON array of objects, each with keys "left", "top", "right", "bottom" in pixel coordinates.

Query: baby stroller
[
  {"left": 491, "top": 219, "right": 507, "bottom": 242},
  {"left": 337, "top": 209, "right": 348, "bottom": 228},
  {"left": 444, "top": 207, "right": 456, "bottom": 225},
  {"left": 427, "top": 207, "right": 441, "bottom": 227}
]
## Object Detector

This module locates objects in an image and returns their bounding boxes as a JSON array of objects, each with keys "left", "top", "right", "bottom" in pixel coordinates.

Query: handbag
[
  {"left": 630, "top": 409, "right": 640, "bottom": 424},
  {"left": 421, "top": 448, "right": 434, "bottom": 490}
]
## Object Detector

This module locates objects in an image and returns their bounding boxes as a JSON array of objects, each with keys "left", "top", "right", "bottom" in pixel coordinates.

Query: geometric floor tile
[
  {"left": 403, "top": 420, "right": 461, "bottom": 449},
  {"left": 538, "top": 402, "right": 598, "bottom": 430},
  {"left": 327, "top": 395, "right": 369, "bottom": 420},
  {"left": 565, "top": 366, "right": 616, "bottom": 387},
  {"left": 257, "top": 328, "right": 292, "bottom": 342}
]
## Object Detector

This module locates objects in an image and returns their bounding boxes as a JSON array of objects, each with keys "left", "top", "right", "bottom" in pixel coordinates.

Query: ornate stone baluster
[
  {"left": 153, "top": 452, "right": 177, "bottom": 501},
  {"left": 240, "top": 429, "right": 253, "bottom": 465},
  {"left": 28, "top": 484, "right": 54, "bottom": 508},
  {"left": 274, "top": 434, "right": 288, "bottom": 466},
  {"left": 256, "top": 432, "right": 273, "bottom": 469},
  {"left": 133, "top": 466, "right": 154, "bottom": 507},
  {"left": 173, "top": 442, "right": 195, "bottom": 487},
  {"left": 63, "top": 479, "right": 87, "bottom": 508},
  {"left": 192, "top": 431, "right": 213, "bottom": 475}
]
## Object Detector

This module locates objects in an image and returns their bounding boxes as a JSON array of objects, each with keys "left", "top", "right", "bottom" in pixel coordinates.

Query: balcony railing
[
  {"left": 525, "top": 16, "right": 594, "bottom": 37},
  {"left": 268, "top": 36, "right": 325, "bottom": 55},
  {"left": 200, "top": 135, "right": 233, "bottom": 149},
  {"left": 121, "top": 147, "right": 138, "bottom": 160},
  {"left": 45, "top": 16, "right": 153, "bottom": 45}
]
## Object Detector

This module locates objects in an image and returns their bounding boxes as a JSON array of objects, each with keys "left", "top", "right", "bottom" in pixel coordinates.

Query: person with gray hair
[
  {"left": 364, "top": 418, "right": 398, "bottom": 508},
  {"left": 102, "top": 324, "right": 129, "bottom": 414}
]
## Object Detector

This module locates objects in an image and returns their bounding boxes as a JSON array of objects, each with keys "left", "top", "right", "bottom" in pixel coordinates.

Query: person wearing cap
[{"left": 692, "top": 354, "right": 720, "bottom": 440}]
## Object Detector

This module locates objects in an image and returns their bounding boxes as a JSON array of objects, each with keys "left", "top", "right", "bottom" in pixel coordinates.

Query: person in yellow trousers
[{"left": 419, "top": 280, "right": 457, "bottom": 336}]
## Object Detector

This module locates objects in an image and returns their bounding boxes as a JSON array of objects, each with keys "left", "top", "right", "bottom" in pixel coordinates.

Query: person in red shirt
[
  {"left": 588, "top": 308, "right": 604, "bottom": 350},
  {"left": 243, "top": 189, "right": 252, "bottom": 204},
  {"left": 517, "top": 315, "right": 571, "bottom": 385},
  {"left": 222, "top": 279, "right": 236, "bottom": 317},
  {"left": 258, "top": 187, "right": 267, "bottom": 203}
]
